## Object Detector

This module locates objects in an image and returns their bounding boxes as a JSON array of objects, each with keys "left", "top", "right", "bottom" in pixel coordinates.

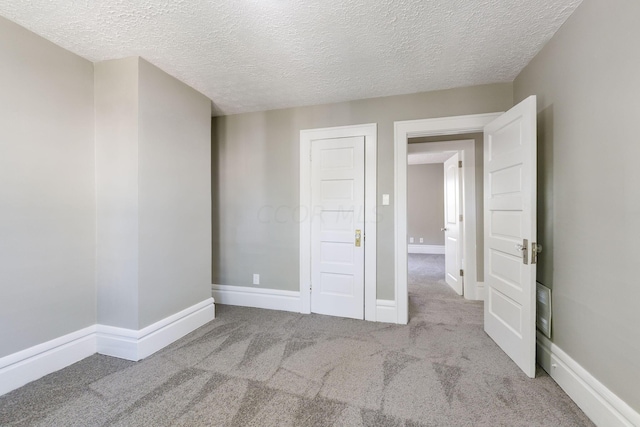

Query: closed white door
[
  {"left": 311, "top": 136, "right": 365, "bottom": 319},
  {"left": 443, "top": 153, "right": 463, "bottom": 295},
  {"left": 484, "top": 95, "right": 537, "bottom": 378}
]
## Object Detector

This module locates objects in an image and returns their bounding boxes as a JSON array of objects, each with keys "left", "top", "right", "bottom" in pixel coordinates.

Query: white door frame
[
  {"left": 300, "top": 123, "right": 377, "bottom": 321},
  {"left": 409, "top": 140, "right": 475, "bottom": 298},
  {"left": 394, "top": 113, "right": 502, "bottom": 324}
]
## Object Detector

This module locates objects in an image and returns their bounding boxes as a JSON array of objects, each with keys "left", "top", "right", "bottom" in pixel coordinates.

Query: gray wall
[
  {"left": 514, "top": 0, "right": 640, "bottom": 411},
  {"left": 408, "top": 164, "right": 444, "bottom": 246},
  {"left": 95, "top": 57, "right": 140, "bottom": 329},
  {"left": 96, "top": 57, "right": 212, "bottom": 330},
  {"left": 213, "top": 83, "right": 513, "bottom": 299},
  {"left": 138, "top": 58, "right": 212, "bottom": 328},
  {"left": 0, "top": 16, "right": 96, "bottom": 357}
]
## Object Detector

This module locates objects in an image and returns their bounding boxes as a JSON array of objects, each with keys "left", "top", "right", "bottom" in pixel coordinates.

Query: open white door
[
  {"left": 484, "top": 96, "right": 537, "bottom": 378},
  {"left": 443, "top": 153, "right": 463, "bottom": 295},
  {"left": 311, "top": 136, "right": 365, "bottom": 319}
]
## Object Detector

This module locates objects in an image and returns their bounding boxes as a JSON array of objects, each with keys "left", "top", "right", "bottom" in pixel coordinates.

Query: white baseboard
[
  {"left": 0, "top": 326, "right": 97, "bottom": 396},
  {"left": 0, "top": 298, "right": 216, "bottom": 396},
  {"left": 96, "top": 298, "right": 215, "bottom": 361},
  {"left": 408, "top": 244, "right": 445, "bottom": 254},
  {"left": 475, "top": 282, "right": 485, "bottom": 301},
  {"left": 376, "top": 299, "right": 397, "bottom": 323},
  {"left": 212, "top": 284, "right": 301, "bottom": 313},
  {"left": 537, "top": 333, "right": 639, "bottom": 427}
]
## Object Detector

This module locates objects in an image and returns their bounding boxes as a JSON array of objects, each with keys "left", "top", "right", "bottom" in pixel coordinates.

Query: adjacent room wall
[
  {"left": 0, "top": 16, "right": 96, "bottom": 357},
  {"left": 213, "top": 83, "right": 513, "bottom": 299},
  {"left": 514, "top": 0, "right": 640, "bottom": 411},
  {"left": 408, "top": 164, "right": 444, "bottom": 246}
]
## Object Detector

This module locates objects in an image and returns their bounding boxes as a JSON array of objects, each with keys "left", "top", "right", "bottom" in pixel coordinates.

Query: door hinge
[
  {"left": 459, "top": 214, "right": 463, "bottom": 222},
  {"left": 458, "top": 160, "right": 462, "bottom": 168},
  {"left": 460, "top": 269, "right": 464, "bottom": 277},
  {"left": 531, "top": 242, "right": 543, "bottom": 264}
]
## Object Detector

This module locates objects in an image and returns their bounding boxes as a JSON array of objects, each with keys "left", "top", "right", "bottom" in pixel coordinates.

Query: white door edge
[
  {"left": 483, "top": 96, "right": 537, "bottom": 378},
  {"left": 394, "top": 113, "right": 502, "bottom": 324},
  {"left": 300, "top": 123, "right": 377, "bottom": 321},
  {"left": 443, "top": 152, "right": 463, "bottom": 295}
]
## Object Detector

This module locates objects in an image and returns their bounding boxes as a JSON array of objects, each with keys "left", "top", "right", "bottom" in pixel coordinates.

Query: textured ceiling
[{"left": 0, "top": 0, "right": 582, "bottom": 115}]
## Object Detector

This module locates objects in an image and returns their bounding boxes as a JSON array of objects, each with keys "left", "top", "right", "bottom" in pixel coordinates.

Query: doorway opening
[
  {"left": 394, "top": 113, "right": 502, "bottom": 325},
  {"left": 395, "top": 97, "right": 538, "bottom": 378},
  {"left": 407, "top": 152, "right": 454, "bottom": 284},
  {"left": 407, "top": 139, "right": 477, "bottom": 299}
]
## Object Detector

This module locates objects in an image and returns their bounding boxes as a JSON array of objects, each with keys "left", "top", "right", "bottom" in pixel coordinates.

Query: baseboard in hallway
[{"left": 408, "top": 244, "right": 445, "bottom": 254}]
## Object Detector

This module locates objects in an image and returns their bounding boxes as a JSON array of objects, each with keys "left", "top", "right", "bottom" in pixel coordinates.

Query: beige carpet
[{"left": 0, "top": 254, "right": 593, "bottom": 426}]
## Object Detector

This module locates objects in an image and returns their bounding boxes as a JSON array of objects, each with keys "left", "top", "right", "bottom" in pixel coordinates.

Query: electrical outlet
[
  {"left": 253, "top": 274, "right": 260, "bottom": 285},
  {"left": 419, "top": 238, "right": 424, "bottom": 243},
  {"left": 409, "top": 237, "right": 414, "bottom": 243}
]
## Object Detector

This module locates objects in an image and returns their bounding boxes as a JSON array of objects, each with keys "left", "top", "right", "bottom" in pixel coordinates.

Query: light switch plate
[{"left": 382, "top": 194, "right": 390, "bottom": 205}]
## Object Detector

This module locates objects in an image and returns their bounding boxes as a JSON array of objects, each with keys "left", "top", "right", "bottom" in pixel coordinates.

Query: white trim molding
[
  {"left": 96, "top": 298, "right": 215, "bottom": 361},
  {"left": 408, "top": 244, "right": 445, "bottom": 254},
  {"left": 537, "top": 333, "right": 640, "bottom": 427},
  {"left": 476, "top": 281, "right": 485, "bottom": 301},
  {"left": 300, "top": 123, "right": 377, "bottom": 321},
  {"left": 212, "top": 284, "right": 301, "bottom": 313},
  {"left": 0, "top": 298, "right": 215, "bottom": 396},
  {"left": 394, "top": 113, "right": 502, "bottom": 324},
  {"left": 376, "top": 300, "right": 397, "bottom": 323},
  {"left": 0, "top": 326, "right": 97, "bottom": 396}
]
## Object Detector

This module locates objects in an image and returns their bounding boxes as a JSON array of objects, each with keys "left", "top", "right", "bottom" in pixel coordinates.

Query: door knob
[
  {"left": 355, "top": 229, "right": 361, "bottom": 247},
  {"left": 441, "top": 227, "right": 448, "bottom": 232}
]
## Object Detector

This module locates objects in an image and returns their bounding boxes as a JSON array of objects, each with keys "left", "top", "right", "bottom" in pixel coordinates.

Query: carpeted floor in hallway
[{"left": 0, "top": 254, "right": 593, "bottom": 426}]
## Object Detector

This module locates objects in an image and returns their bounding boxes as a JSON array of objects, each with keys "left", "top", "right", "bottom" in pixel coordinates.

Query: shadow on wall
[{"left": 537, "top": 104, "right": 554, "bottom": 289}]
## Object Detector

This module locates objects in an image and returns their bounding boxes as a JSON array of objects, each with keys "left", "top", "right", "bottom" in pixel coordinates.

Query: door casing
[
  {"left": 394, "top": 113, "right": 502, "bottom": 324},
  {"left": 300, "top": 123, "right": 377, "bottom": 321}
]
